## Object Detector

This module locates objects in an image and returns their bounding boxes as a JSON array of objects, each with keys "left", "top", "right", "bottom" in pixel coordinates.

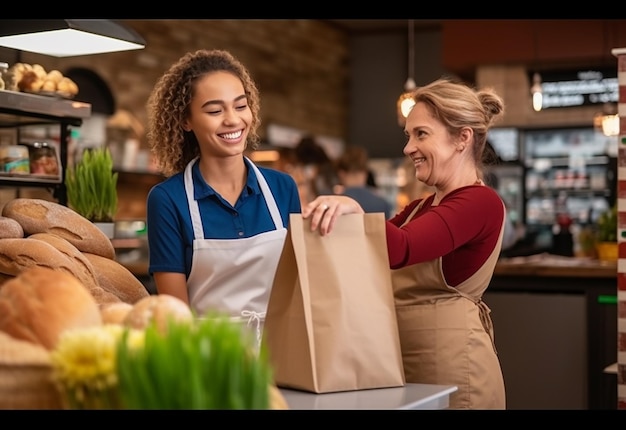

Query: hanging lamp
[
  {"left": 0, "top": 20, "right": 145, "bottom": 57},
  {"left": 531, "top": 72, "right": 543, "bottom": 112},
  {"left": 529, "top": 22, "right": 543, "bottom": 112},
  {"left": 397, "top": 19, "right": 416, "bottom": 127}
]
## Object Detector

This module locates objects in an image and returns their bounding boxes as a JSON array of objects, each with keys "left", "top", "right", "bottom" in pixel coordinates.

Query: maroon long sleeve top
[{"left": 386, "top": 185, "right": 505, "bottom": 287}]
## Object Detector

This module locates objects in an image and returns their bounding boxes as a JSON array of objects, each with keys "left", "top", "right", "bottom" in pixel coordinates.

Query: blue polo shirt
[{"left": 147, "top": 158, "right": 301, "bottom": 278}]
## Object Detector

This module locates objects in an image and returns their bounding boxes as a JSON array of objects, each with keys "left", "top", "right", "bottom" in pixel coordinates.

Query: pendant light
[
  {"left": 397, "top": 19, "right": 416, "bottom": 127},
  {"left": 531, "top": 72, "right": 543, "bottom": 112},
  {"left": 530, "top": 22, "right": 543, "bottom": 112},
  {"left": 0, "top": 20, "right": 145, "bottom": 57}
]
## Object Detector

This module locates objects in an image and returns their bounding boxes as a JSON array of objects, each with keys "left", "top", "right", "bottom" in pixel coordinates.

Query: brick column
[{"left": 614, "top": 47, "right": 626, "bottom": 410}]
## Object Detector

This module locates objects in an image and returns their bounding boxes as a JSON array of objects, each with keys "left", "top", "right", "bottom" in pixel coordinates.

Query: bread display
[
  {"left": 2, "top": 198, "right": 116, "bottom": 260},
  {"left": 0, "top": 267, "right": 102, "bottom": 350},
  {"left": 0, "top": 198, "right": 151, "bottom": 308},
  {"left": 9, "top": 63, "right": 78, "bottom": 97}
]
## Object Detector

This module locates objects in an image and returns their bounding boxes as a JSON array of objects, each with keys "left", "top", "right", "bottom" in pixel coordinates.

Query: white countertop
[{"left": 280, "top": 383, "right": 458, "bottom": 410}]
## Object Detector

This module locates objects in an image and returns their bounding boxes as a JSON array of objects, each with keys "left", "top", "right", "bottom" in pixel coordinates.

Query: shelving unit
[
  {"left": 522, "top": 127, "right": 617, "bottom": 229},
  {"left": 0, "top": 90, "right": 91, "bottom": 205}
]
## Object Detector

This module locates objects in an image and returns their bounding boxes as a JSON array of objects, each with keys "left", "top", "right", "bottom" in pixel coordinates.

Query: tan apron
[
  {"left": 184, "top": 157, "right": 287, "bottom": 349},
  {"left": 392, "top": 198, "right": 506, "bottom": 409}
]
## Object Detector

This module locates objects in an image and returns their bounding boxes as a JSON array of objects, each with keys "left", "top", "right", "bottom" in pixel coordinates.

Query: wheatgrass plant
[
  {"left": 65, "top": 147, "right": 118, "bottom": 222},
  {"left": 116, "top": 316, "right": 273, "bottom": 409}
]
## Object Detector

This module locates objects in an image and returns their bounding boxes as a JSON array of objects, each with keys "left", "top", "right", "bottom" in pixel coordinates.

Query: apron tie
[
  {"left": 456, "top": 289, "right": 498, "bottom": 355},
  {"left": 241, "top": 310, "right": 266, "bottom": 349},
  {"left": 476, "top": 299, "right": 497, "bottom": 354}
]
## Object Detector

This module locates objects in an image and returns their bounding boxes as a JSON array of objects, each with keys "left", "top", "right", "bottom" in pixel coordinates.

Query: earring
[{"left": 458, "top": 145, "right": 465, "bottom": 152}]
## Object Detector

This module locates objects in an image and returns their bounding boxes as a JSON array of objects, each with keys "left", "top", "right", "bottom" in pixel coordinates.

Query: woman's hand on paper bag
[{"left": 302, "top": 196, "right": 364, "bottom": 236}]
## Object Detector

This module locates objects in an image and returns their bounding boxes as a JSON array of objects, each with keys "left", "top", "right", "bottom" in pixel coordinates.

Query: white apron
[{"left": 184, "top": 157, "right": 287, "bottom": 348}]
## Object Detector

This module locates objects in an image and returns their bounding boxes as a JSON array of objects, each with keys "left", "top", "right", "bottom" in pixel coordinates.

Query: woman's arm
[{"left": 153, "top": 272, "right": 189, "bottom": 305}]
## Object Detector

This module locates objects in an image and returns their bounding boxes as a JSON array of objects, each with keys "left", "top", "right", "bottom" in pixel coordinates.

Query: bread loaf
[
  {"left": 100, "top": 302, "right": 133, "bottom": 325},
  {"left": 26, "top": 233, "right": 121, "bottom": 306},
  {"left": 0, "top": 216, "right": 24, "bottom": 239},
  {"left": 124, "top": 294, "right": 193, "bottom": 334},
  {"left": 2, "top": 198, "right": 115, "bottom": 259},
  {"left": 0, "top": 267, "right": 102, "bottom": 350},
  {"left": 28, "top": 233, "right": 99, "bottom": 291},
  {"left": 83, "top": 252, "right": 149, "bottom": 304},
  {"left": 0, "top": 237, "right": 81, "bottom": 278},
  {"left": 0, "top": 272, "right": 14, "bottom": 289}
]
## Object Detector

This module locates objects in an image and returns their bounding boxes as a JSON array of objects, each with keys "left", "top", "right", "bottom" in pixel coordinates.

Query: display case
[
  {"left": 0, "top": 90, "right": 91, "bottom": 205},
  {"left": 522, "top": 127, "right": 617, "bottom": 231}
]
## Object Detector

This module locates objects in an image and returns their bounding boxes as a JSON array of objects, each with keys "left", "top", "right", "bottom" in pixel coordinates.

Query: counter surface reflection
[{"left": 279, "top": 383, "right": 458, "bottom": 410}]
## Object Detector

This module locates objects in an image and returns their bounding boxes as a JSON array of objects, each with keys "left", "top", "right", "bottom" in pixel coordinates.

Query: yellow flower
[{"left": 50, "top": 324, "right": 144, "bottom": 409}]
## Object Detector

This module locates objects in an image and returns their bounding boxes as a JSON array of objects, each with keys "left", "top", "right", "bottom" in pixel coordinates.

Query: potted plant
[
  {"left": 65, "top": 147, "right": 118, "bottom": 238},
  {"left": 594, "top": 204, "right": 618, "bottom": 261}
]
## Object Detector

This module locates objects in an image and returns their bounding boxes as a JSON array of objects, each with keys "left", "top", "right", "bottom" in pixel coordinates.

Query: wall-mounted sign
[{"left": 531, "top": 68, "right": 618, "bottom": 109}]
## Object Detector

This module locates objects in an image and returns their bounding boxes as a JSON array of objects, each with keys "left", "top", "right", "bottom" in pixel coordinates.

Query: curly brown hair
[{"left": 146, "top": 49, "right": 261, "bottom": 177}]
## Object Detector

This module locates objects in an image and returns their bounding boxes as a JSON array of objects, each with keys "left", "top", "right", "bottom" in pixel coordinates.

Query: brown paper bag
[{"left": 262, "top": 213, "right": 405, "bottom": 393}]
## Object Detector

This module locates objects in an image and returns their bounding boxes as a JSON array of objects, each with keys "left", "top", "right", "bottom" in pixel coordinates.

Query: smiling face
[
  {"left": 403, "top": 101, "right": 467, "bottom": 189},
  {"left": 183, "top": 71, "right": 253, "bottom": 159}
]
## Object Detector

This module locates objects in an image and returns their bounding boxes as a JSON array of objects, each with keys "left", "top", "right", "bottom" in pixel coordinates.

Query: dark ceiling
[{"left": 324, "top": 20, "right": 442, "bottom": 34}]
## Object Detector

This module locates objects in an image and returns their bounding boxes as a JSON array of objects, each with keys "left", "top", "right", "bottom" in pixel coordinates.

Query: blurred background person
[
  {"left": 274, "top": 147, "right": 314, "bottom": 205},
  {"left": 294, "top": 135, "right": 339, "bottom": 199},
  {"left": 335, "top": 145, "right": 393, "bottom": 219}
]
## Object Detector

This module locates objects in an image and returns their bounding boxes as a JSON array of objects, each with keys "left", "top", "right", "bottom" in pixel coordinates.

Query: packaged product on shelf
[
  {"left": 0, "top": 144, "right": 30, "bottom": 174},
  {"left": 28, "top": 141, "right": 59, "bottom": 176}
]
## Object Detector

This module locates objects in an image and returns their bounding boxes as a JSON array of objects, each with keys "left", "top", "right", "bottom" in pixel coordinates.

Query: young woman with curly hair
[{"left": 145, "top": 49, "right": 301, "bottom": 347}]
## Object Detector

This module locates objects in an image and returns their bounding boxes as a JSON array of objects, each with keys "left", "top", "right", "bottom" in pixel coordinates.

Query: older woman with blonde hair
[{"left": 303, "top": 77, "right": 507, "bottom": 409}]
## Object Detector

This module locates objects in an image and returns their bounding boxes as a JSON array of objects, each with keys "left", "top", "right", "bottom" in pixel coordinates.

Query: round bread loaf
[
  {"left": 124, "top": 294, "right": 193, "bottom": 334},
  {"left": 100, "top": 302, "right": 133, "bottom": 325},
  {"left": 2, "top": 198, "right": 115, "bottom": 259},
  {"left": 0, "top": 216, "right": 24, "bottom": 239},
  {"left": 0, "top": 266, "right": 102, "bottom": 350},
  {"left": 83, "top": 252, "right": 149, "bottom": 304}
]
